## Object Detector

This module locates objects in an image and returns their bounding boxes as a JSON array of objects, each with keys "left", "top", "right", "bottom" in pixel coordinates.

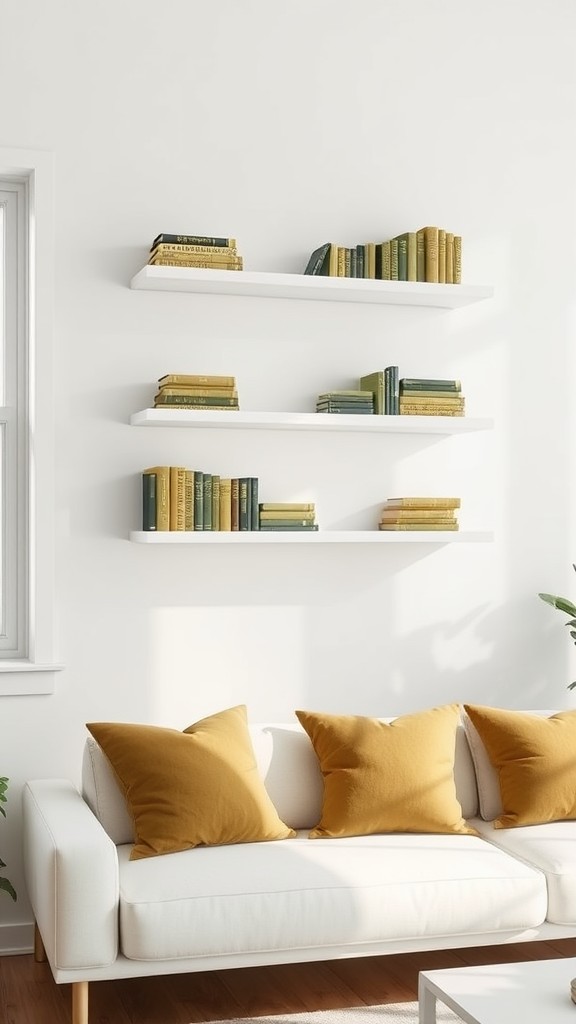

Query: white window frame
[{"left": 0, "top": 148, "right": 61, "bottom": 694}]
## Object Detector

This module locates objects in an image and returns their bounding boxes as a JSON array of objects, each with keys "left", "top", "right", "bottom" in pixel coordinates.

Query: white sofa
[{"left": 22, "top": 713, "right": 576, "bottom": 1024}]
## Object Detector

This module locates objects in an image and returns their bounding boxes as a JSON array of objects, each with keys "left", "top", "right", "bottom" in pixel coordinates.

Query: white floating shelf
[
  {"left": 129, "top": 531, "right": 493, "bottom": 545},
  {"left": 130, "top": 409, "right": 493, "bottom": 434},
  {"left": 130, "top": 266, "right": 494, "bottom": 309}
]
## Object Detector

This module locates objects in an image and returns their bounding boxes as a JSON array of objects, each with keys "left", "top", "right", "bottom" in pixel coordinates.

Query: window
[{"left": 0, "top": 149, "right": 60, "bottom": 694}]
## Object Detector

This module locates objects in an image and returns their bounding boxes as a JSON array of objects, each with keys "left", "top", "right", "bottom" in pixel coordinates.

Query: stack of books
[
  {"left": 379, "top": 497, "right": 461, "bottom": 531},
  {"left": 399, "top": 377, "right": 464, "bottom": 417},
  {"left": 303, "top": 229, "right": 461, "bottom": 283},
  {"left": 147, "top": 233, "right": 243, "bottom": 272},
  {"left": 142, "top": 468, "right": 258, "bottom": 531},
  {"left": 359, "top": 367, "right": 399, "bottom": 414},
  {"left": 316, "top": 390, "right": 374, "bottom": 415},
  {"left": 259, "top": 503, "right": 318, "bottom": 532},
  {"left": 154, "top": 373, "right": 239, "bottom": 410}
]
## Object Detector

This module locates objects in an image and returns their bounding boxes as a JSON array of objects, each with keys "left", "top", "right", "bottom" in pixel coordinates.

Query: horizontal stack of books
[
  {"left": 316, "top": 390, "right": 374, "bottom": 415},
  {"left": 379, "top": 497, "right": 461, "bottom": 531},
  {"left": 399, "top": 377, "right": 464, "bottom": 417},
  {"left": 259, "top": 503, "right": 318, "bottom": 532},
  {"left": 142, "top": 467, "right": 258, "bottom": 531},
  {"left": 359, "top": 367, "right": 399, "bottom": 414},
  {"left": 147, "top": 233, "right": 243, "bottom": 272},
  {"left": 154, "top": 373, "right": 239, "bottom": 410},
  {"left": 303, "top": 228, "right": 461, "bottom": 284}
]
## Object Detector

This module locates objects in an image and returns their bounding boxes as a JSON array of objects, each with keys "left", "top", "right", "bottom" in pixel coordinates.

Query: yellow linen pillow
[
  {"left": 295, "top": 704, "right": 474, "bottom": 838},
  {"left": 464, "top": 704, "right": 576, "bottom": 828},
  {"left": 87, "top": 704, "right": 295, "bottom": 860}
]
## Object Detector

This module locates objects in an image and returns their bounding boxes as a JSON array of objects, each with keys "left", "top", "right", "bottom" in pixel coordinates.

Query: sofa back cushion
[{"left": 82, "top": 715, "right": 480, "bottom": 845}]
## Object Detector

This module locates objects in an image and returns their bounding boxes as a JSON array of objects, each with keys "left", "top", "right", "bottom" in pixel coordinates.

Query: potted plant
[
  {"left": 539, "top": 564, "right": 576, "bottom": 690},
  {"left": 0, "top": 776, "right": 17, "bottom": 900}
]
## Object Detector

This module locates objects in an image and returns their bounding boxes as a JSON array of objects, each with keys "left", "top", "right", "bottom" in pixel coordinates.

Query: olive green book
[
  {"left": 193, "top": 471, "right": 204, "bottom": 530},
  {"left": 203, "top": 474, "right": 213, "bottom": 530},
  {"left": 359, "top": 371, "right": 385, "bottom": 414},
  {"left": 211, "top": 475, "right": 220, "bottom": 532},
  {"left": 143, "top": 465, "right": 170, "bottom": 531}
]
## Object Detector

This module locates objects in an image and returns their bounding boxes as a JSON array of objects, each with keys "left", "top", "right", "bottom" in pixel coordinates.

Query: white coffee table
[{"left": 419, "top": 956, "right": 576, "bottom": 1024}]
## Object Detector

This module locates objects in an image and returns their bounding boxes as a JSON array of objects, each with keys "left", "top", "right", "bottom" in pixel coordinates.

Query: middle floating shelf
[{"left": 129, "top": 409, "right": 494, "bottom": 435}]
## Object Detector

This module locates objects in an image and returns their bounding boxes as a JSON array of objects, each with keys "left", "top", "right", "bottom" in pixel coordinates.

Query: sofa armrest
[{"left": 22, "top": 779, "right": 119, "bottom": 971}]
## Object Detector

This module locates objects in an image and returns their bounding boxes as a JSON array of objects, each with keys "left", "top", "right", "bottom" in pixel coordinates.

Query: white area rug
[{"left": 205, "top": 1002, "right": 462, "bottom": 1024}]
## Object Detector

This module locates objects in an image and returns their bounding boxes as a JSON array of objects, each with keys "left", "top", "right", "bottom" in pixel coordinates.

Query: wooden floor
[{"left": 2, "top": 939, "right": 576, "bottom": 1023}]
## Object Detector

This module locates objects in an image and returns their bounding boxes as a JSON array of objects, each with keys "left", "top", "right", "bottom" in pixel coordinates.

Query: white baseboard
[{"left": 0, "top": 921, "right": 34, "bottom": 956}]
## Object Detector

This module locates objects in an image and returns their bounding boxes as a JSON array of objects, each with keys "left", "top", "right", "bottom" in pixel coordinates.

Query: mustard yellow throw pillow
[
  {"left": 87, "top": 705, "right": 295, "bottom": 859},
  {"left": 295, "top": 704, "right": 474, "bottom": 838},
  {"left": 464, "top": 704, "right": 576, "bottom": 828}
]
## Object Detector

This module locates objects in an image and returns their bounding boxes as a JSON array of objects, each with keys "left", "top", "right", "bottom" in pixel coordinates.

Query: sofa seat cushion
[
  {"left": 473, "top": 817, "right": 576, "bottom": 925},
  {"left": 116, "top": 831, "right": 547, "bottom": 961}
]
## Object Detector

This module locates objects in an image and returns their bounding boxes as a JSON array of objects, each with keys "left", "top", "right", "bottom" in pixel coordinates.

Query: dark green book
[
  {"left": 384, "top": 365, "right": 399, "bottom": 415},
  {"left": 303, "top": 241, "right": 331, "bottom": 276},
  {"left": 316, "top": 404, "right": 374, "bottom": 414},
  {"left": 250, "top": 477, "right": 259, "bottom": 531},
  {"left": 396, "top": 235, "right": 408, "bottom": 281},
  {"left": 259, "top": 524, "right": 319, "bottom": 531},
  {"left": 211, "top": 475, "right": 220, "bottom": 532},
  {"left": 155, "top": 395, "right": 239, "bottom": 407},
  {"left": 239, "top": 478, "right": 250, "bottom": 531},
  {"left": 151, "top": 233, "right": 234, "bottom": 248},
  {"left": 400, "top": 378, "right": 462, "bottom": 391},
  {"left": 142, "top": 472, "right": 156, "bottom": 531},
  {"left": 203, "top": 474, "right": 213, "bottom": 530},
  {"left": 194, "top": 472, "right": 204, "bottom": 530},
  {"left": 356, "top": 244, "right": 365, "bottom": 278}
]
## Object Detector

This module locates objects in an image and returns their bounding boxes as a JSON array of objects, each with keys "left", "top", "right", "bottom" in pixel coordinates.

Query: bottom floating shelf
[{"left": 129, "top": 531, "right": 492, "bottom": 545}]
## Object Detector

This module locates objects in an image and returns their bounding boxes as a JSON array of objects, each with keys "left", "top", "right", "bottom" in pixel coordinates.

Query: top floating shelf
[{"left": 129, "top": 266, "right": 494, "bottom": 309}]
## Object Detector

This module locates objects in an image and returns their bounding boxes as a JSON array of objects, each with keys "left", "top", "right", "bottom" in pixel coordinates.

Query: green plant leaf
[
  {"left": 0, "top": 877, "right": 16, "bottom": 901},
  {"left": 538, "top": 593, "right": 576, "bottom": 617}
]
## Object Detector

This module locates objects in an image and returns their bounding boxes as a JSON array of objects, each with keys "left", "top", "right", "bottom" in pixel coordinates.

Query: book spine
[
  {"left": 380, "top": 240, "right": 391, "bottom": 281},
  {"left": 142, "top": 472, "right": 156, "bottom": 531},
  {"left": 184, "top": 470, "right": 194, "bottom": 531},
  {"left": 328, "top": 244, "right": 338, "bottom": 277},
  {"left": 143, "top": 466, "right": 170, "bottom": 531},
  {"left": 416, "top": 230, "right": 426, "bottom": 282},
  {"left": 400, "top": 378, "right": 461, "bottom": 390},
  {"left": 387, "top": 365, "right": 399, "bottom": 414},
  {"left": 384, "top": 497, "right": 461, "bottom": 508},
  {"left": 356, "top": 244, "right": 365, "bottom": 279},
  {"left": 203, "top": 474, "right": 213, "bottom": 530},
  {"left": 151, "top": 243, "right": 238, "bottom": 256},
  {"left": 390, "top": 238, "right": 399, "bottom": 281},
  {"left": 250, "top": 477, "right": 259, "bottom": 531},
  {"left": 260, "top": 510, "right": 316, "bottom": 520},
  {"left": 360, "top": 373, "right": 385, "bottom": 415},
  {"left": 231, "top": 478, "right": 240, "bottom": 531},
  {"left": 445, "top": 232, "right": 454, "bottom": 284},
  {"left": 157, "top": 386, "right": 238, "bottom": 398},
  {"left": 193, "top": 472, "right": 204, "bottom": 530},
  {"left": 169, "top": 466, "right": 187, "bottom": 530},
  {"left": 239, "top": 478, "right": 250, "bottom": 531},
  {"left": 366, "top": 242, "right": 376, "bottom": 280},
  {"left": 407, "top": 232, "right": 417, "bottom": 282},
  {"left": 438, "top": 229, "right": 446, "bottom": 284},
  {"left": 396, "top": 236, "right": 408, "bottom": 281},
  {"left": 260, "top": 503, "right": 316, "bottom": 511},
  {"left": 158, "top": 374, "right": 236, "bottom": 387},
  {"left": 400, "top": 405, "right": 464, "bottom": 416},
  {"left": 152, "top": 234, "right": 235, "bottom": 247},
  {"left": 211, "top": 474, "right": 220, "bottom": 532},
  {"left": 379, "top": 522, "right": 458, "bottom": 531},
  {"left": 155, "top": 395, "right": 239, "bottom": 407},
  {"left": 303, "top": 242, "right": 331, "bottom": 276},
  {"left": 259, "top": 524, "right": 319, "bottom": 531},
  {"left": 454, "top": 235, "right": 462, "bottom": 283},
  {"left": 150, "top": 259, "right": 243, "bottom": 270},
  {"left": 337, "top": 246, "right": 346, "bottom": 277},
  {"left": 150, "top": 249, "right": 242, "bottom": 263},
  {"left": 258, "top": 519, "right": 316, "bottom": 527},
  {"left": 219, "top": 478, "right": 232, "bottom": 531}
]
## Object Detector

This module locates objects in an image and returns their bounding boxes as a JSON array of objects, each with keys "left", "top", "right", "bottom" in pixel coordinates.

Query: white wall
[{"left": 1, "top": 0, "right": 576, "bottom": 949}]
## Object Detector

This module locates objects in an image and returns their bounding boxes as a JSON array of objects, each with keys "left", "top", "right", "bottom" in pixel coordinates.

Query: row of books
[
  {"left": 379, "top": 496, "right": 461, "bottom": 531},
  {"left": 142, "top": 467, "right": 259, "bottom": 532},
  {"left": 147, "top": 233, "right": 243, "bottom": 272},
  {"left": 303, "top": 228, "right": 462, "bottom": 284},
  {"left": 358, "top": 370, "right": 464, "bottom": 417},
  {"left": 154, "top": 373, "right": 239, "bottom": 410}
]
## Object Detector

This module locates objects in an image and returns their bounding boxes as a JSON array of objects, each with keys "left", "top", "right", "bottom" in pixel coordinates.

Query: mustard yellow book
[
  {"left": 184, "top": 470, "right": 194, "bottom": 531},
  {"left": 150, "top": 258, "right": 243, "bottom": 270},
  {"left": 454, "top": 235, "right": 462, "bottom": 283},
  {"left": 445, "top": 232, "right": 454, "bottom": 283},
  {"left": 365, "top": 242, "right": 376, "bottom": 280},
  {"left": 149, "top": 250, "right": 242, "bottom": 266},
  {"left": 158, "top": 373, "right": 236, "bottom": 387},
  {"left": 219, "top": 478, "right": 232, "bottom": 531},
  {"left": 328, "top": 244, "right": 338, "bottom": 277},
  {"left": 169, "top": 466, "right": 187, "bottom": 531},
  {"left": 260, "top": 509, "right": 316, "bottom": 521},
  {"left": 143, "top": 465, "right": 170, "bottom": 531},
  {"left": 150, "top": 243, "right": 238, "bottom": 257},
  {"left": 259, "top": 503, "right": 315, "bottom": 511},
  {"left": 384, "top": 497, "right": 461, "bottom": 509},
  {"left": 379, "top": 521, "right": 459, "bottom": 531},
  {"left": 380, "top": 508, "right": 456, "bottom": 521},
  {"left": 417, "top": 226, "right": 439, "bottom": 283},
  {"left": 157, "top": 386, "right": 238, "bottom": 398}
]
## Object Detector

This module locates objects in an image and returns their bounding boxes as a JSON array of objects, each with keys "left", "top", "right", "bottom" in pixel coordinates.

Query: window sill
[{"left": 0, "top": 663, "right": 64, "bottom": 695}]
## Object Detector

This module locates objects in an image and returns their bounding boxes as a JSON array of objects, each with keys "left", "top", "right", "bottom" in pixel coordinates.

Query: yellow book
[
  {"left": 445, "top": 232, "right": 454, "bottom": 283},
  {"left": 184, "top": 470, "right": 194, "bottom": 531},
  {"left": 454, "top": 235, "right": 462, "bottom": 283},
  {"left": 259, "top": 509, "right": 316, "bottom": 521},
  {"left": 379, "top": 521, "right": 459, "bottom": 531},
  {"left": 417, "top": 226, "right": 439, "bottom": 283},
  {"left": 328, "top": 244, "right": 338, "bottom": 277},
  {"left": 149, "top": 249, "right": 242, "bottom": 265},
  {"left": 143, "top": 465, "right": 170, "bottom": 531},
  {"left": 219, "top": 478, "right": 232, "bottom": 531},
  {"left": 438, "top": 229, "right": 446, "bottom": 283},
  {"left": 380, "top": 508, "right": 456, "bottom": 521},
  {"left": 384, "top": 496, "right": 461, "bottom": 509},
  {"left": 158, "top": 374, "right": 236, "bottom": 387},
  {"left": 336, "top": 246, "right": 346, "bottom": 277},
  {"left": 379, "top": 240, "right": 391, "bottom": 281},
  {"left": 259, "top": 503, "right": 315, "bottom": 511},
  {"left": 157, "top": 386, "right": 238, "bottom": 399},
  {"left": 150, "top": 258, "right": 243, "bottom": 270},
  {"left": 366, "top": 242, "right": 376, "bottom": 280},
  {"left": 150, "top": 243, "right": 238, "bottom": 257},
  {"left": 169, "top": 466, "right": 187, "bottom": 531}
]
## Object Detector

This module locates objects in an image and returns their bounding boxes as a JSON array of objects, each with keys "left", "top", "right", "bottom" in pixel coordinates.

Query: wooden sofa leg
[
  {"left": 72, "top": 981, "right": 89, "bottom": 1024},
  {"left": 33, "top": 921, "right": 47, "bottom": 962}
]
